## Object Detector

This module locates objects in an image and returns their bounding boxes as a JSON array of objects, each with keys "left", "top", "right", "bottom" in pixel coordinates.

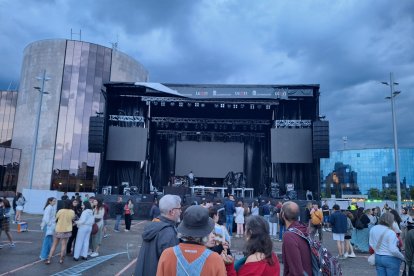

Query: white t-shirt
[{"left": 369, "top": 224, "right": 404, "bottom": 260}]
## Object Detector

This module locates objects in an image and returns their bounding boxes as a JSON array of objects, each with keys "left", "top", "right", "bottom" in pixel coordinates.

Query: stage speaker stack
[
  {"left": 88, "top": 116, "right": 105, "bottom": 153},
  {"left": 270, "top": 182, "right": 280, "bottom": 198},
  {"left": 312, "top": 121, "right": 330, "bottom": 158}
]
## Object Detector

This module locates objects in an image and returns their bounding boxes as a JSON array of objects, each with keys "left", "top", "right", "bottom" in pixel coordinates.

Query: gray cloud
[{"left": 0, "top": 0, "right": 413, "bottom": 151}]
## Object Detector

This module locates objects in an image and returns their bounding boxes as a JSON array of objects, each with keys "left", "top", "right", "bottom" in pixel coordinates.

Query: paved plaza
[{"left": 0, "top": 214, "right": 380, "bottom": 275}]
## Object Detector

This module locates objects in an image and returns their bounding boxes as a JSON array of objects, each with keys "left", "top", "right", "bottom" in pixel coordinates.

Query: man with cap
[
  {"left": 135, "top": 194, "right": 182, "bottom": 276},
  {"left": 156, "top": 205, "right": 226, "bottom": 276}
]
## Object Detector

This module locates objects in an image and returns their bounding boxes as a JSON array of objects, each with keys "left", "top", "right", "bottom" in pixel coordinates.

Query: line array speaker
[
  {"left": 88, "top": 116, "right": 105, "bottom": 153},
  {"left": 313, "top": 121, "right": 329, "bottom": 158}
]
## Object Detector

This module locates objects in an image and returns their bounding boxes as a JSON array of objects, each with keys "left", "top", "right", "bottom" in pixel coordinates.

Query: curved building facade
[
  {"left": 321, "top": 148, "right": 414, "bottom": 197},
  {"left": 12, "top": 39, "right": 148, "bottom": 192}
]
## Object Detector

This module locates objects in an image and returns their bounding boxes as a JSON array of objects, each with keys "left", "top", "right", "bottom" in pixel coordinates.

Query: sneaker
[
  {"left": 114, "top": 229, "right": 120, "bottom": 232},
  {"left": 103, "top": 234, "right": 109, "bottom": 238},
  {"left": 348, "top": 253, "right": 356, "bottom": 258},
  {"left": 278, "top": 239, "right": 282, "bottom": 242},
  {"left": 125, "top": 229, "right": 129, "bottom": 232},
  {"left": 344, "top": 252, "right": 348, "bottom": 258},
  {"left": 322, "top": 228, "right": 326, "bottom": 232},
  {"left": 9, "top": 243, "right": 15, "bottom": 247},
  {"left": 88, "top": 251, "right": 93, "bottom": 256},
  {"left": 90, "top": 252, "right": 99, "bottom": 257}
]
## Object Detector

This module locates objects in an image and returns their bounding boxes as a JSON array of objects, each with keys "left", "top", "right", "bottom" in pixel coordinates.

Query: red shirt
[{"left": 226, "top": 252, "right": 280, "bottom": 276}]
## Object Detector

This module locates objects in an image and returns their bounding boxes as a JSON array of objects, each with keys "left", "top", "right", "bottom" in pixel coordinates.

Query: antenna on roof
[
  {"left": 110, "top": 34, "right": 119, "bottom": 51},
  {"left": 71, "top": 28, "right": 82, "bottom": 41}
]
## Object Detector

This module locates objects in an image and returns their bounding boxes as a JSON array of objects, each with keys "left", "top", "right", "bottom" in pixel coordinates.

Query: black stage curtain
[
  {"left": 103, "top": 161, "right": 144, "bottom": 194},
  {"left": 151, "top": 136, "right": 176, "bottom": 190}
]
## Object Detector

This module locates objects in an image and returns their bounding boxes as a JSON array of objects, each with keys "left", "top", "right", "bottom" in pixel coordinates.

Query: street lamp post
[
  {"left": 382, "top": 72, "right": 401, "bottom": 212},
  {"left": 28, "top": 70, "right": 50, "bottom": 190}
]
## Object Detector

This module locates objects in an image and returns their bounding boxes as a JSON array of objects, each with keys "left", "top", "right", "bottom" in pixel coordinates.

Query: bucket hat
[{"left": 177, "top": 205, "right": 214, "bottom": 238}]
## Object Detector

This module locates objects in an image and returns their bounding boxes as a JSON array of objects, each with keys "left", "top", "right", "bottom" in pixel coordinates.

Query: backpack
[
  {"left": 288, "top": 227, "right": 342, "bottom": 276},
  {"left": 311, "top": 210, "right": 323, "bottom": 226}
]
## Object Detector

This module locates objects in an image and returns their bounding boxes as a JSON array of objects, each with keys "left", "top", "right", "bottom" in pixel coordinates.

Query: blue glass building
[{"left": 321, "top": 148, "right": 414, "bottom": 196}]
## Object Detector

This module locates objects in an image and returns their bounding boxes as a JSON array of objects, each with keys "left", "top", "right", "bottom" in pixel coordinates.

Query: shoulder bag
[{"left": 368, "top": 229, "right": 388, "bottom": 265}]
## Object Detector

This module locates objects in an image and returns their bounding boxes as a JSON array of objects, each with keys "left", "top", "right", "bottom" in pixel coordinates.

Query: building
[
  {"left": 11, "top": 39, "right": 148, "bottom": 192},
  {"left": 0, "top": 90, "right": 20, "bottom": 191},
  {"left": 321, "top": 148, "right": 414, "bottom": 197}
]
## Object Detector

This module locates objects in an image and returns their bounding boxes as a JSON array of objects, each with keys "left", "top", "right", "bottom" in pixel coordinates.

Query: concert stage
[{"left": 92, "top": 82, "right": 329, "bottom": 200}]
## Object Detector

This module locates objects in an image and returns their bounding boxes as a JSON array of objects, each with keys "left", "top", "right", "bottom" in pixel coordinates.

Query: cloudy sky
[{"left": 0, "top": 0, "right": 413, "bottom": 151}]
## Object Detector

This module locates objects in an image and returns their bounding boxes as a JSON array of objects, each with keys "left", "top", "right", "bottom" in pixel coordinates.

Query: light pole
[
  {"left": 28, "top": 70, "right": 50, "bottom": 189},
  {"left": 381, "top": 72, "right": 401, "bottom": 211}
]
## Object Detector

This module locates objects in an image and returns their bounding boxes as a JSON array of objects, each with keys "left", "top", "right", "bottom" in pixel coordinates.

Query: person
[
  {"left": 369, "top": 212, "right": 405, "bottom": 275},
  {"left": 224, "top": 195, "right": 236, "bottom": 236},
  {"left": 309, "top": 201, "right": 323, "bottom": 242},
  {"left": 281, "top": 201, "right": 312, "bottom": 276},
  {"left": 322, "top": 201, "right": 331, "bottom": 231},
  {"left": 102, "top": 200, "right": 110, "bottom": 238},
  {"left": 366, "top": 208, "right": 377, "bottom": 229},
  {"left": 73, "top": 201, "right": 94, "bottom": 261},
  {"left": 306, "top": 190, "right": 313, "bottom": 200},
  {"left": 329, "top": 204, "right": 348, "bottom": 259},
  {"left": 389, "top": 208, "right": 402, "bottom": 236},
  {"left": 353, "top": 207, "right": 370, "bottom": 253},
  {"left": 235, "top": 201, "right": 245, "bottom": 238},
  {"left": 90, "top": 198, "right": 105, "bottom": 257},
  {"left": 215, "top": 199, "right": 226, "bottom": 225},
  {"left": 66, "top": 198, "right": 82, "bottom": 255},
  {"left": 269, "top": 201, "right": 278, "bottom": 239},
  {"left": 224, "top": 215, "right": 280, "bottom": 275},
  {"left": 114, "top": 196, "right": 123, "bottom": 232},
  {"left": 46, "top": 200, "right": 75, "bottom": 264},
  {"left": 150, "top": 198, "right": 161, "bottom": 221},
  {"left": 83, "top": 194, "right": 90, "bottom": 204},
  {"left": 39, "top": 197, "right": 57, "bottom": 260},
  {"left": 15, "top": 192, "right": 25, "bottom": 222},
  {"left": 156, "top": 205, "right": 227, "bottom": 276},
  {"left": 124, "top": 199, "right": 134, "bottom": 231},
  {"left": 0, "top": 198, "right": 15, "bottom": 248},
  {"left": 135, "top": 194, "right": 182, "bottom": 276},
  {"left": 61, "top": 192, "right": 69, "bottom": 201},
  {"left": 404, "top": 208, "right": 414, "bottom": 275},
  {"left": 188, "top": 170, "right": 194, "bottom": 186},
  {"left": 208, "top": 206, "right": 231, "bottom": 255},
  {"left": 344, "top": 211, "right": 356, "bottom": 258},
  {"left": 251, "top": 201, "right": 259, "bottom": 216}
]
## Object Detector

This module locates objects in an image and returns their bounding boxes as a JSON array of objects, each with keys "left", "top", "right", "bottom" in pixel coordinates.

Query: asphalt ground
[{"left": 0, "top": 214, "right": 382, "bottom": 275}]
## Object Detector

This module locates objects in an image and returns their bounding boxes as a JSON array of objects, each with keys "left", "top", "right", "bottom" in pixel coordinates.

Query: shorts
[
  {"left": 55, "top": 231, "right": 72, "bottom": 239},
  {"left": 333, "top": 233, "right": 345, "bottom": 241},
  {"left": 2, "top": 219, "right": 10, "bottom": 232},
  {"left": 16, "top": 206, "right": 24, "bottom": 211},
  {"left": 323, "top": 215, "right": 330, "bottom": 223},
  {"left": 345, "top": 235, "right": 351, "bottom": 240}
]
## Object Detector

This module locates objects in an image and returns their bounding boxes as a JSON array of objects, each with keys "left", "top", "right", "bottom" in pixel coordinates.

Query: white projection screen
[{"left": 175, "top": 141, "right": 244, "bottom": 178}]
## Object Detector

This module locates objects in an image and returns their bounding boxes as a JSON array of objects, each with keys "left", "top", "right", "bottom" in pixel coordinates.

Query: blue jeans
[
  {"left": 114, "top": 214, "right": 122, "bottom": 231},
  {"left": 279, "top": 224, "right": 285, "bottom": 240},
  {"left": 40, "top": 227, "right": 53, "bottom": 259},
  {"left": 226, "top": 215, "right": 234, "bottom": 236},
  {"left": 375, "top": 254, "right": 401, "bottom": 276}
]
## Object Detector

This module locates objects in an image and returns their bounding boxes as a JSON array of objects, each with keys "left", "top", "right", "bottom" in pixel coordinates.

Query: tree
[{"left": 367, "top": 188, "right": 381, "bottom": 200}]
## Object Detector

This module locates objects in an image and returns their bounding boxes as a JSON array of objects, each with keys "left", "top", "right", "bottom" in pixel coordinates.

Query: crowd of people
[{"left": 3, "top": 190, "right": 414, "bottom": 275}]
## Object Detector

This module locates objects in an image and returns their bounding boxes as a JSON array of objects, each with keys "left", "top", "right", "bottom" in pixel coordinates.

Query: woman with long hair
[
  {"left": 39, "top": 197, "right": 56, "bottom": 260},
  {"left": 46, "top": 200, "right": 75, "bottom": 264},
  {"left": 224, "top": 215, "right": 280, "bottom": 275},
  {"left": 124, "top": 199, "right": 134, "bottom": 231},
  {"left": 73, "top": 201, "right": 94, "bottom": 261},
  {"left": 14, "top": 192, "right": 25, "bottom": 222},
  {"left": 90, "top": 198, "right": 104, "bottom": 257},
  {"left": 344, "top": 211, "right": 356, "bottom": 258},
  {"left": 0, "top": 198, "right": 15, "bottom": 247},
  {"left": 66, "top": 198, "right": 82, "bottom": 255},
  {"left": 234, "top": 201, "right": 245, "bottom": 238},
  {"left": 353, "top": 207, "right": 370, "bottom": 252},
  {"left": 369, "top": 212, "right": 405, "bottom": 275}
]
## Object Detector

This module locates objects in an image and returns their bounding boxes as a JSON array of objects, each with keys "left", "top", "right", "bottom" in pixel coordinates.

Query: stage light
[
  {"left": 227, "top": 104, "right": 232, "bottom": 108},
  {"left": 161, "top": 102, "right": 166, "bottom": 107},
  {"left": 170, "top": 102, "right": 175, "bottom": 106},
  {"left": 214, "top": 103, "right": 219, "bottom": 108},
  {"left": 250, "top": 104, "right": 255, "bottom": 109},
  {"left": 195, "top": 103, "right": 200, "bottom": 107},
  {"left": 240, "top": 104, "right": 245, "bottom": 109},
  {"left": 201, "top": 103, "right": 205, "bottom": 108},
  {"left": 153, "top": 101, "right": 158, "bottom": 106},
  {"left": 179, "top": 102, "right": 183, "bottom": 107},
  {"left": 233, "top": 104, "right": 238, "bottom": 109},
  {"left": 187, "top": 103, "right": 192, "bottom": 107},
  {"left": 257, "top": 104, "right": 262, "bottom": 109},
  {"left": 266, "top": 105, "right": 271, "bottom": 110},
  {"left": 220, "top": 103, "right": 225, "bottom": 108}
]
